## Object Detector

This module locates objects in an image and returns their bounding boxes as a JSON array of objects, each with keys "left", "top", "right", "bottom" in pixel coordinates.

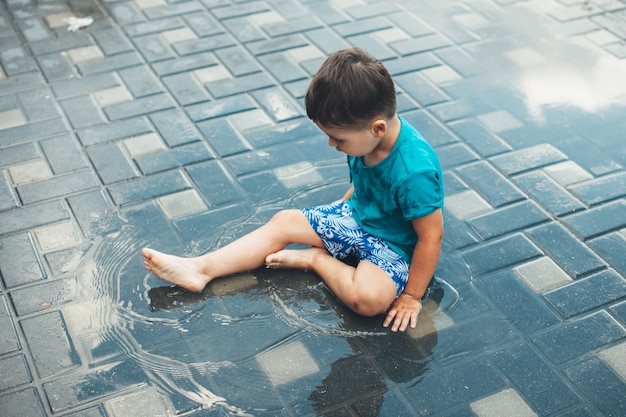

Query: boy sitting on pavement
[{"left": 142, "top": 47, "right": 444, "bottom": 332}]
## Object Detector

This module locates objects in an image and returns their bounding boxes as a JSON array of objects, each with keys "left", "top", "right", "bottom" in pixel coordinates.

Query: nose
[{"left": 328, "top": 137, "right": 337, "bottom": 147}]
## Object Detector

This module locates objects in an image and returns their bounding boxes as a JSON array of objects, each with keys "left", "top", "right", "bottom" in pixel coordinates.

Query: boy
[{"left": 142, "top": 48, "right": 444, "bottom": 332}]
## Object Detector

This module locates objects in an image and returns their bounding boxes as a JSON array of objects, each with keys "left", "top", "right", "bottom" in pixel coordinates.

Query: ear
[{"left": 371, "top": 119, "right": 387, "bottom": 137}]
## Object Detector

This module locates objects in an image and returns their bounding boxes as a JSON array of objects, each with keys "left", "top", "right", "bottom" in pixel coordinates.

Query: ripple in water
[{"left": 69, "top": 220, "right": 462, "bottom": 414}]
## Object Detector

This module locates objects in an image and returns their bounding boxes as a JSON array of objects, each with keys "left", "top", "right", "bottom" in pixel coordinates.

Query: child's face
[{"left": 316, "top": 122, "right": 381, "bottom": 157}]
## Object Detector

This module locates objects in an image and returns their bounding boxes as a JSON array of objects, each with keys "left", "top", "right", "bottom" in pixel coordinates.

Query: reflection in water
[
  {"left": 521, "top": 52, "right": 626, "bottom": 122},
  {"left": 65, "top": 200, "right": 458, "bottom": 414}
]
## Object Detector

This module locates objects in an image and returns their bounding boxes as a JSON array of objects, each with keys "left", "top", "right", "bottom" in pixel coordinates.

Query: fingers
[
  {"left": 383, "top": 309, "right": 396, "bottom": 328},
  {"left": 383, "top": 308, "right": 420, "bottom": 332}
]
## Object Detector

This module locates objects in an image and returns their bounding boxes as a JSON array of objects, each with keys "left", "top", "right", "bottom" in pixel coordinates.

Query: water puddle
[{"left": 62, "top": 218, "right": 466, "bottom": 414}]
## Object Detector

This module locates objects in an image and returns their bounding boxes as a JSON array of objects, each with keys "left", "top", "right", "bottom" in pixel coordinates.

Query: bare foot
[
  {"left": 142, "top": 248, "right": 210, "bottom": 293},
  {"left": 265, "top": 247, "right": 330, "bottom": 270}
]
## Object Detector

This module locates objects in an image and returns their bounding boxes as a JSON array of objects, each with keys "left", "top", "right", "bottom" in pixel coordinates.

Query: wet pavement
[{"left": 1, "top": 0, "right": 626, "bottom": 415}]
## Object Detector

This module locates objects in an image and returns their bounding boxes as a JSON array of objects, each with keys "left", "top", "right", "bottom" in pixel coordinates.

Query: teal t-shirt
[{"left": 347, "top": 116, "right": 444, "bottom": 261}]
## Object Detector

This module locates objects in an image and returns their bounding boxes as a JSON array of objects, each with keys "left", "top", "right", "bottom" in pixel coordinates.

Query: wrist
[{"left": 401, "top": 291, "right": 423, "bottom": 302}]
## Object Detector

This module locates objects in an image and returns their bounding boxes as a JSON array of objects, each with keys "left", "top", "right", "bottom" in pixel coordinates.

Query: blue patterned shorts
[{"left": 301, "top": 200, "right": 409, "bottom": 297}]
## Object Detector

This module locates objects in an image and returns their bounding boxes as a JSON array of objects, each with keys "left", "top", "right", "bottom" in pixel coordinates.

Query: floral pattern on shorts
[{"left": 301, "top": 200, "right": 409, "bottom": 297}]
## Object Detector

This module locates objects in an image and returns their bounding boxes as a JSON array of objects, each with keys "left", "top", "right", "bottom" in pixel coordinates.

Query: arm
[
  {"left": 383, "top": 208, "right": 443, "bottom": 332},
  {"left": 342, "top": 185, "right": 354, "bottom": 201}
]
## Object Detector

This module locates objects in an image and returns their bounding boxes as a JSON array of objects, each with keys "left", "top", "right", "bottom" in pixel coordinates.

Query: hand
[{"left": 383, "top": 293, "right": 422, "bottom": 332}]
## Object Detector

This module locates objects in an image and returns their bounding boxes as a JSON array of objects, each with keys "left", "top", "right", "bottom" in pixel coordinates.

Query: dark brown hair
[{"left": 305, "top": 48, "right": 396, "bottom": 129}]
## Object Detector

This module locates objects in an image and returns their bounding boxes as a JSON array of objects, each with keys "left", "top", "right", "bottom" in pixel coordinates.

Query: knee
[
  {"left": 269, "top": 209, "right": 302, "bottom": 226},
  {"left": 345, "top": 290, "right": 389, "bottom": 317}
]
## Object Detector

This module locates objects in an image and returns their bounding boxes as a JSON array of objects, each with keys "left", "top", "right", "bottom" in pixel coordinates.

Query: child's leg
[
  {"left": 142, "top": 209, "right": 325, "bottom": 292},
  {"left": 266, "top": 249, "right": 397, "bottom": 316}
]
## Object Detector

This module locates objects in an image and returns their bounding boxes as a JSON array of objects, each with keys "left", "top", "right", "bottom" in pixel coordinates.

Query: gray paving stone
[
  {"left": 161, "top": 72, "right": 210, "bottom": 105},
  {"left": 429, "top": 98, "right": 474, "bottom": 122},
  {"left": 0, "top": 118, "right": 68, "bottom": 147},
  {"left": 565, "top": 357, "right": 626, "bottom": 416},
  {"left": 186, "top": 94, "right": 256, "bottom": 121},
  {"left": 0, "top": 354, "right": 32, "bottom": 390},
  {"left": 51, "top": 72, "right": 119, "bottom": 99},
  {"left": 468, "top": 200, "right": 550, "bottom": 239},
  {"left": 60, "top": 95, "right": 103, "bottom": 128},
  {"left": 0, "top": 296, "right": 19, "bottom": 355},
  {"left": 17, "top": 170, "right": 98, "bottom": 204},
  {"left": 395, "top": 72, "right": 448, "bottom": 107},
  {"left": 532, "top": 311, "right": 626, "bottom": 366},
  {"left": 29, "top": 33, "right": 92, "bottom": 55},
  {"left": 0, "top": 232, "right": 46, "bottom": 287},
  {"left": 143, "top": 1, "right": 203, "bottom": 19},
  {"left": 67, "top": 190, "right": 121, "bottom": 238},
  {"left": 243, "top": 118, "right": 319, "bottom": 148},
  {"left": 10, "top": 277, "right": 78, "bottom": 316},
  {"left": 40, "top": 134, "right": 87, "bottom": 174},
  {"left": 490, "top": 144, "right": 568, "bottom": 175},
  {"left": 568, "top": 171, "right": 626, "bottom": 205},
  {"left": 564, "top": 199, "right": 626, "bottom": 239},
  {"left": 118, "top": 66, "right": 163, "bottom": 98},
  {"left": 400, "top": 110, "right": 454, "bottom": 148},
  {"left": 87, "top": 142, "right": 137, "bottom": 184},
  {"left": 153, "top": 51, "right": 217, "bottom": 76},
  {"left": 43, "top": 361, "right": 146, "bottom": 413},
  {"left": 92, "top": 27, "right": 133, "bottom": 55},
  {"left": 491, "top": 342, "right": 579, "bottom": 415},
  {"left": 0, "top": 200, "right": 70, "bottom": 236},
  {"left": 77, "top": 117, "right": 152, "bottom": 146},
  {"left": 184, "top": 12, "right": 223, "bottom": 37},
  {"left": 21, "top": 311, "right": 81, "bottom": 378},
  {"left": 437, "top": 142, "right": 480, "bottom": 169},
  {"left": 0, "top": 142, "right": 38, "bottom": 167},
  {"left": 125, "top": 16, "right": 184, "bottom": 38},
  {"left": 527, "top": 222, "right": 606, "bottom": 278},
  {"left": 0, "top": 64, "right": 39, "bottom": 91},
  {"left": 186, "top": 160, "right": 245, "bottom": 207},
  {"left": 17, "top": 88, "right": 60, "bottom": 121},
  {"left": 211, "top": 2, "right": 270, "bottom": 20},
  {"left": 478, "top": 270, "right": 561, "bottom": 334},
  {"left": 0, "top": 174, "right": 17, "bottom": 210},
  {"left": 16, "top": 17, "right": 51, "bottom": 42},
  {"left": 544, "top": 269, "right": 626, "bottom": 319},
  {"left": 172, "top": 33, "right": 237, "bottom": 56},
  {"left": 206, "top": 72, "right": 275, "bottom": 99},
  {"left": 133, "top": 34, "right": 174, "bottom": 62},
  {"left": 104, "top": 93, "right": 175, "bottom": 120},
  {"left": 258, "top": 52, "right": 308, "bottom": 83},
  {"left": 264, "top": 16, "right": 324, "bottom": 38},
  {"left": 515, "top": 171, "right": 586, "bottom": 216},
  {"left": 108, "top": 169, "right": 190, "bottom": 206},
  {"left": 103, "top": 1, "right": 145, "bottom": 25},
  {"left": 457, "top": 161, "right": 524, "bottom": 207},
  {"left": 404, "top": 358, "right": 506, "bottom": 415},
  {"left": 149, "top": 108, "right": 202, "bottom": 147},
  {"left": 0, "top": 388, "right": 45, "bottom": 417},
  {"left": 589, "top": 232, "right": 626, "bottom": 277},
  {"left": 37, "top": 53, "right": 76, "bottom": 82},
  {"left": 449, "top": 118, "right": 512, "bottom": 157},
  {"left": 463, "top": 233, "right": 542, "bottom": 277},
  {"left": 77, "top": 51, "right": 143, "bottom": 75},
  {"left": 246, "top": 33, "right": 309, "bottom": 56},
  {"left": 196, "top": 117, "right": 251, "bottom": 157},
  {"left": 135, "top": 141, "right": 215, "bottom": 175},
  {"left": 251, "top": 87, "right": 302, "bottom": 122},
  {"left": 0, "top": 46, "right": 37, "bottom": 75}
]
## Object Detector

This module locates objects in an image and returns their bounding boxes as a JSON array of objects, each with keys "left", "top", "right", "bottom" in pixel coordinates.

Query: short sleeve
[{"left": 397, "top": 169, "right": 444, "bottom": 220}]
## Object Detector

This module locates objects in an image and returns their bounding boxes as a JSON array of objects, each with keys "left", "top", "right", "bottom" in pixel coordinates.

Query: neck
[{"left": 363, "top": 115, "right": 401, "bottom": 166}]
